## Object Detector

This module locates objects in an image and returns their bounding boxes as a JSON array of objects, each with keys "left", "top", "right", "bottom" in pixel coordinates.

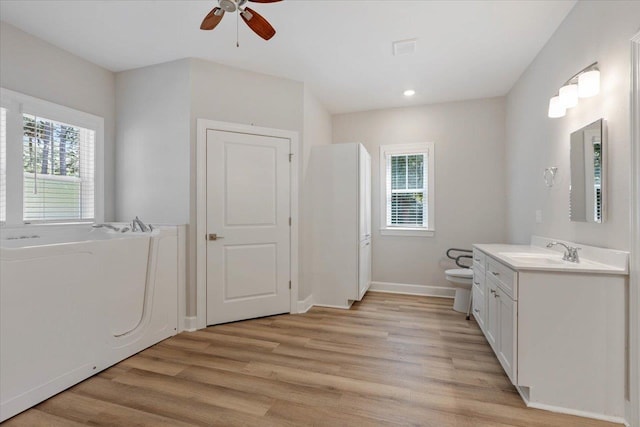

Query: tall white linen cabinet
[{"left": 309, "top": 143, "right": 372, "bottom": 308}]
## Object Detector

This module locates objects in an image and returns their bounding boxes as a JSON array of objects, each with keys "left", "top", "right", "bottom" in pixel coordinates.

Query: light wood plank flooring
[{"left": 4, "top": 292, "right": 620, "bottom": 426}]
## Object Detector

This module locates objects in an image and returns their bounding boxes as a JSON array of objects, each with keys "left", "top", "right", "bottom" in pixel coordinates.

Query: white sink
[{"left": 498, "top": 252, "right": 567, "bottom": 265}]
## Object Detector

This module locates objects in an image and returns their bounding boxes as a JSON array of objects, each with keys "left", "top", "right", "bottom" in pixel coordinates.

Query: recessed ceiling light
[{"left": 404, "top": 89, "right": 416, "bottom": 97}]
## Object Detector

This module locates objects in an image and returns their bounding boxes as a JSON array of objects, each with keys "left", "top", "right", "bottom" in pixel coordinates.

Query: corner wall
[
  {"left": 505, "top": 1, "right": 640, "bottom": 250},
  {"left": 0, "top": 22, "right": 116, "bottom": 220},
  {"left": 332, "top": 97, "right": 507, "bottom": 290},
  {"left": 188, "top": 58, "right": 305, "bottom": 316},
  {"left": 115, "top": 59, "right": 191, "bottom": 224},
  {"left": 301, "top": 85, "right": 332, "bottom": 300}
]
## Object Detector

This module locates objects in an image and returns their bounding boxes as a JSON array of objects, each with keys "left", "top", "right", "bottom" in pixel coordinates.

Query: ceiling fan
[{"left": 200, "top": 0, "right": 281, "bottom": 41}]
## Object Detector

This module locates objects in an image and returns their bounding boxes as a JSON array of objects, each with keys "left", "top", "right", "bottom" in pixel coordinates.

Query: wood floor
[{"left": 5, "top": 292, "right": 620, "bottom": 426}]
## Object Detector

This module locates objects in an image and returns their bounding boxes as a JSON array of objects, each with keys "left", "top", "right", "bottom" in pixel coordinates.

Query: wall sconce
[{"left": 548, "top": 62, "right": 600, "bottom": 118}]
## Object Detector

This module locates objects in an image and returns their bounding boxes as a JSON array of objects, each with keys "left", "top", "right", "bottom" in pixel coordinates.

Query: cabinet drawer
[
  {"left": 472, "top": 266, "right": 484, "bottom": 294},
  {"left": 472, "top": 249, "right": 486, "bottom": 269},
  {"left": 486, "top": 257, "right": 517, "bottom": 299},
  {"left": 472, "top": 285, "right": 485, "bottom": 331}
]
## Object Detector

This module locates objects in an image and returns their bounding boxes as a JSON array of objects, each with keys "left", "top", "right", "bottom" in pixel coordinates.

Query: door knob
[{"left": 207, "top": 233, "right": 224, "bottom": 241}]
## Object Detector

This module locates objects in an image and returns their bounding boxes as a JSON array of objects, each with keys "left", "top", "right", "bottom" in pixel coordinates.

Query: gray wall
[
  {"left": 505, "top": 0, "right": 640, "bottom": 250},
  {"left": 188, "top": 58, "right": 306, "bottom": 315},
  {"left": 0, "top": 22, "right": 116, "bottom": 220},
  {"left": 332, "top": 97, "right": 507, "bottom": 289},
  {"left": 115, "top": 59, "right": 191, "bottom": 224}
]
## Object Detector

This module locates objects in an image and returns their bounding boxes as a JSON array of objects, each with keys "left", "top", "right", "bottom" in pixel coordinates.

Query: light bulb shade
[
  {"left": 559, "top": 84, "right": 578, "bottom": 108},
  {"left": 548, "top": 96, "right": 566, "bottom": 118},
  {"left": 578, "top": 69, "right": 600, "bottom": 98}
]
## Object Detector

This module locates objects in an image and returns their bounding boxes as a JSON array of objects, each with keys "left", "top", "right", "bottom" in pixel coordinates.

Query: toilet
[{"left": 445, "top": 268, "right": 474, "bottom": 313}]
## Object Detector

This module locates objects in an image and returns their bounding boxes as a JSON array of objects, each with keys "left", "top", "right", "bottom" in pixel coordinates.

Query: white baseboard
[
  {"left": 296, "top": 294, "right": 315, "bottom": 313},
  {"left": 525, "top": 400, "right": 628, "bottom": 426},
  {"left": 182, "top": 316, "right": 198, "bottom": 332},
  {"left": 369, "top": 281, "right": 456, "bottom": 298},
  {"left": 313, "top": 302, "right": 353, "bottom": 310}
]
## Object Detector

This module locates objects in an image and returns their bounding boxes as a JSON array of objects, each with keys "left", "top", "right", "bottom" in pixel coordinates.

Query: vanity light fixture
[
  {"left": 548, "top": 62, "right": 600, "bottom": 118},
  {"left": 404, "top": 89, "right": 416, "bottom": 97}
]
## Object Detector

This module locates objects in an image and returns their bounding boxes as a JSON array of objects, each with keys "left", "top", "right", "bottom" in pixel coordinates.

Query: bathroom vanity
[{"left": 472, "top": 236, "right": 628, "bottom": 424}]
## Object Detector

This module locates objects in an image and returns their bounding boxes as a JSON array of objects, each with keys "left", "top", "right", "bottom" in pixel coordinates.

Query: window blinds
[
  {"left": 386, "top": 153, "right": 427, "bottom": 227},
  {"left": 0, "top": 108, "right": 6, "bottom": 223},
  {"left": 22, "top": 114, "right": 95, "bottom": 222}
]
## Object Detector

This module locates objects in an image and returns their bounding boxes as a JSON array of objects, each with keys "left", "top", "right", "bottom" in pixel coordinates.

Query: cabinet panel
[
  {"left": 473, "top": 249, "right": 486, "bottom": 270},
  {"left": 472, "top": 266, "right": 484, "bottom": 294},
  {"left": 358, "top": 145, "right": 371, "bottom": 241},
  {"left": 486, "top": 278, "right": 499, "bottom": 351},
  {"left": 358, "top": 239, "right": 371, "bottom": 300},
  {"left": 472, "top": 285, "right": 485, "bottom": 331},
  {"left": 486, "top": 257, "right": 517, "bottom": 299},
  {"left": 497, "top": 287, "right": 517, "bottom": 384}
]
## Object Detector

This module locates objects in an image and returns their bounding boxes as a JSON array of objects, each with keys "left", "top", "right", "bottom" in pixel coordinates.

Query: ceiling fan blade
[
  {"left": 241, "top": 7, "right": 276, "bottom": 40},
  {"left": 248, "top": 0, "right": 282, "bottom": 3},
  {"left": 200, "top": 7, "right": 225, "bottom": 30}
]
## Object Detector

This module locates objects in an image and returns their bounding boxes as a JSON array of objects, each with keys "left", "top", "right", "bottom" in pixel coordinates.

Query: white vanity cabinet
[
  {"left": 309, "top": 143, "right": 372, "bottom": 308},
  {"left": 472, "top": 239, "right": 629, "bottom": 424},
  {"left": 471, "top": 251, "right": 486, "bottom": 332},
  {"left": 473, "top": 249, "right": 517, "bottom": 384}
]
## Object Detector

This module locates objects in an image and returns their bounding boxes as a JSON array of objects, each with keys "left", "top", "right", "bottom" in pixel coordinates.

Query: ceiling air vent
[{"left": 392, "top": 39, "right": 417, "bottom": 56}]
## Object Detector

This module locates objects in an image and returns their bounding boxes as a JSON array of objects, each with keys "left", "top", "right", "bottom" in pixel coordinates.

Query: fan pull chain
[{"left": 236, "top": 9, "right": 240, "bottom": 47}]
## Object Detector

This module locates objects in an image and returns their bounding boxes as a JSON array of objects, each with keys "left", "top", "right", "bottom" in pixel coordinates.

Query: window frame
[
  {"left": 379, "top": 142, "right": 435, "bottom": 237},
  {"left": 0, "top": 87, "right": 104, "bottom": 227}
]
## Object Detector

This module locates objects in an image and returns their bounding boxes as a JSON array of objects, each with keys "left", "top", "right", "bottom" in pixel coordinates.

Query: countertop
[{"left": 473, "top": 243, "right": 629, "bottom": 275}]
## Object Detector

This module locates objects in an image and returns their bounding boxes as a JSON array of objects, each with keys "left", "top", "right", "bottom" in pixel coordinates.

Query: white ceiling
[{"left": 0, "top": 0, "right": 575, "bottom": 114}]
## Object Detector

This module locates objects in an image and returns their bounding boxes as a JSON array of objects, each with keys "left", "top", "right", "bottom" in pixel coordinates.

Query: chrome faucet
[
  {"left": 131, "top": 216, "right": 150, "bottom": 232},
  {"left": 92, "top": 223, "right": 120, "bottom": 232},
  {"left": 547, "top": 242, "right": 581, "bottom": 263}
]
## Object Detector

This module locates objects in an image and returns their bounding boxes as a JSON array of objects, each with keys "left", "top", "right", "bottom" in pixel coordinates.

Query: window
[
  {"left": 0, "top": 88, "right": 103, "bottom": 226},
  {"left": 380, "top": 142, "right": 435, "bottom": 236}
]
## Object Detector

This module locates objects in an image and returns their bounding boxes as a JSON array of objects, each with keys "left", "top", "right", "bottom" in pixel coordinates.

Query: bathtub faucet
[
  {"left": 92, "top": 223, "right": 120, "bottom": 232},
  {"left": 131, "top": 216, "right": 150, "bottom": 232}
]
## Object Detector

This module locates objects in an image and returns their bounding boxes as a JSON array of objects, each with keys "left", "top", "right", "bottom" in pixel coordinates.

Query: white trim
[
  {"left": 176, "top": 225, "right": 187, "bottom": 332},
  {"left": 380, "top": 227, "right": 435, "bottom": 237},
  {"left": 628, "top": 30, "right": 640, "bottom": 427},
  {"left": 313, "top": 302, "right": 353, "bottom": 310},
  {"left": 379, "top": 142, "right": 435, "bottom": 236},
  {"left": 0, "top": 87, "right": 104, "bottom": 226},
  {"left": 296, "top": 294, "right": 315, "bottom": 314},
  {"left": 523, "top": 398, "right": 628, "bottom": 426},
  {"left": 369, "top": 281, "right": 455, "bottom": 298},
  {"left": 182, "top": 316, "right": 198, "bottom": 332},
  {"left": 195, "top": 119, "right": 300, "bottom": 330}
]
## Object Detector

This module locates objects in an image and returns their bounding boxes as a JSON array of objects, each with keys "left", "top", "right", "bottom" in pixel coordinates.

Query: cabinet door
[
  {"left": 486, "top": 278, "right": 499, "bottom": 351},
  {"left": 365, "top": 151, "right": 371, "bottom": 237},
  {"left": 358, "top": 239, "right": 371, "bottom": 300},
  {"left": 358, "top": 145, "right": 371, "bottom": 241},
  {"left": 497, "top": 287, "right": 517, "bottom": 384},
  {"left": 472, "top": 285, "right": 485, "bottom": 331}
]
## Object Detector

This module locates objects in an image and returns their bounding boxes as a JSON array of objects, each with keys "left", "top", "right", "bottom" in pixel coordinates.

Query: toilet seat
[{"left": 445, "top": 268, "right": 473, "bottom": 279}]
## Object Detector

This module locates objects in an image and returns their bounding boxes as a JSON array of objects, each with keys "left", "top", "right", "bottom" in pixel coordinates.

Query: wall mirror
[{"left": 569, "top": 119, "right": 606, "bottom": 223}]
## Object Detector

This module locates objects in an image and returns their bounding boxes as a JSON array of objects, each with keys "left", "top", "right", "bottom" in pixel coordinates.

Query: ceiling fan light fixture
[{"left": 219, "top": 0, "right": 237, "bottom": 13}]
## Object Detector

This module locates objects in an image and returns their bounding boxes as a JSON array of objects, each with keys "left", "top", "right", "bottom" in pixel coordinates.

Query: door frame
[
  {"left": 195, "top": 119, "right": 300, "bottom": 329},
  {"left": 628, "top": 30, "right": 640, "bottom": 427}
]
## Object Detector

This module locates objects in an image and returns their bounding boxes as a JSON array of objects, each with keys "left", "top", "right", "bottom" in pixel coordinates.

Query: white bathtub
[{"left": 0, "top": 224, "right": 179, "bottom": 421}]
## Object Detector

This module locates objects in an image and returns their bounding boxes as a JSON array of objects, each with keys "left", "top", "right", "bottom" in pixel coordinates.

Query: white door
[{"left": 206, "top": 130, "right": 291, "bottom": 325}]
